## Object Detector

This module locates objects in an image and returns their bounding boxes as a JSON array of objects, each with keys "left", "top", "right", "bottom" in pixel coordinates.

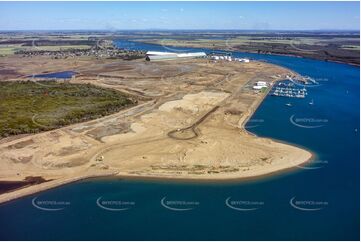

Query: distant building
[
  {"left": 146, "top": 51, "right": 206, "bottom": 61},
  {"left": 238, "top": 58, "right": 250, "bottom": 63},
  {"left": 253, "top": 81, "right": 268, "bottom": 90},
  {"left": 256, "top": 81, "right": 267, "bottom": 86},
  {"left": 209, "top": 55, "right": 250, "bottom": 63},
  {"left": 253, "top": 86, "right": 265, "bottom": 90}
]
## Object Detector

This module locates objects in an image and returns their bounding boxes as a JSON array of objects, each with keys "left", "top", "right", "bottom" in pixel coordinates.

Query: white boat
[
  {"left": 309, "top": 99, "right": 314, "bottom": 105},
  {"left": 286, "top": 103, "right": 292, "bottom": 107}
]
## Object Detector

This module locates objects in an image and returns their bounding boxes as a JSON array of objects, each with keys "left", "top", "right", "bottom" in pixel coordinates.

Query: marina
[{"left": 271, "top": 83, "right": 308, "bottom": 98}]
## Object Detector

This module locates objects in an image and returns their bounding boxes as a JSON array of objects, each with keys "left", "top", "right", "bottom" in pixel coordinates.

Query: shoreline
[
  {"left": 0, "top": 170, "right": 118, "bottom": 205},
  {"left": 108, "top": 76, "right": 314, "bottom": 184},
  {"left": 131, "top": 39, "right": 360, "bottom": 67},
  {"left": 0, "top": 147, "right": 315, "bottom": 206},
  {"left": 0, "top": 147, "right": 315, "bottom": 205},
  {"left": 114, "top": 152, "right": 314, "bottom": 184},
  {"left": 0, "top": 61, "right": 314, "bottom": 205}
]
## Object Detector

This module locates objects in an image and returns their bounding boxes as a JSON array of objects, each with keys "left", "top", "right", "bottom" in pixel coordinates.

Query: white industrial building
[
  {"left": 256, "top": 81, "right": 267, "bottom": 86},
  {"left": 253, "top": 81, "right": 268, "bottom": 90},
  {"left": 210, "top": 55, "right": 250, "bottom": 63},
  {"left": 146, "top": 51, "right": 206, "bottom": 61},
  {"left": 238, "top": 58, "right": 250, "bottom": 63}
]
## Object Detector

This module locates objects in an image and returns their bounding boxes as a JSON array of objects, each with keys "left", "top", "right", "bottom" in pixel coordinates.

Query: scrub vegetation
[{"left": 0, "top": 81, "right": 133, "bottom": 137}]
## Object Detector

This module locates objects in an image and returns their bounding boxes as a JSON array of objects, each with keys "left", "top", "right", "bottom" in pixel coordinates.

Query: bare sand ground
[{"left": 0, "top": 57, "right": 312, "bottom": 204}]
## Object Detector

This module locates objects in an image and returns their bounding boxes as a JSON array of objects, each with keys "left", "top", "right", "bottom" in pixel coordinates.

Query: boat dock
[
  {"left": 271, "top": 86, "right": 308, "bottom": 98},
  {"left": 286, "top": 75, "right": 319, "bottom": 85}
]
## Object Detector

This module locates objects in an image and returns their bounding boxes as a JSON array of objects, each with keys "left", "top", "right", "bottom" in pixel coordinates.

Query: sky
[{"left": 0, "top": 1, "right": 359, "bottom": 31}]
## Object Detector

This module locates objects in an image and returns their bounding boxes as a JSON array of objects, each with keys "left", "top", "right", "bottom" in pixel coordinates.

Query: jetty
[{"left": 271, "top": 86, "right": 308, "bottom": 98}]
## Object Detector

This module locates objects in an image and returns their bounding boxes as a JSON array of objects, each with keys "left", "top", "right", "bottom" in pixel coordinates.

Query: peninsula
[{"left": 0, "top": 43, "right": 312, "bottom": 203}]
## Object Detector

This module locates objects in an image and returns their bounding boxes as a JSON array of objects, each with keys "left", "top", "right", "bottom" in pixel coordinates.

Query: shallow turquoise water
[{"left": 0, "top": 40, "right": 359, "bottom": 240}]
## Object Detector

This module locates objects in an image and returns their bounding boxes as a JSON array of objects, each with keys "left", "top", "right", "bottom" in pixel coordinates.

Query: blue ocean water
[
  {"left": 0, "top": 40, "right": 359, "bottom": 240},
  {"left": 31, "top": 71, "right": 76, "bottom": 79}
]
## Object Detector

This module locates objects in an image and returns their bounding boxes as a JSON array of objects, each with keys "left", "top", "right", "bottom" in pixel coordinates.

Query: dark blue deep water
[
  {"left": 31, "top": 71, "right": 76, "bottom": 79},
  {"left": 0, "top": 40, "right": 359, "bottom": 240}
]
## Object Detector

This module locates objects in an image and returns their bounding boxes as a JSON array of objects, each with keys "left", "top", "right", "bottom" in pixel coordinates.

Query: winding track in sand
[{"left": 0, "top": 58, "right": 313, "bottom": 204}]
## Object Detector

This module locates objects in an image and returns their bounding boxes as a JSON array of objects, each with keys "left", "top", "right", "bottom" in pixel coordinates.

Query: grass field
[
  {"left": 0, "top": 45, "right": 23, "bottom": 55},
  {"left": 0, "top": 81, "right": 133, "bottom": 137}
]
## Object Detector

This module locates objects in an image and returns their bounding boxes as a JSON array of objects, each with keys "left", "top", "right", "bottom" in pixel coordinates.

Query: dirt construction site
[{"left": 0, "top": 56, "right": 312, "bottom": 202}]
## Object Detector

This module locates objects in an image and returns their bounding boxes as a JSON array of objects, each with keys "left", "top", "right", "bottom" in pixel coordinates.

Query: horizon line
[{"left": 0, "top": 29, "right": 360, "bottom": 32}]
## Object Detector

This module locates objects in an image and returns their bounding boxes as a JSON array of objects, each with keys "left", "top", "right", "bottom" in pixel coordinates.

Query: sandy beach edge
[
  {"left": 0, "top": 150, "right": 314, "bottom": 205},
  {"left": 0, "top": 148, "right": 315, "bottom": 205},
  {"left": 0, "top": 171, "right": 119, "bottom": 205},
  {"left": 0, "top": 68, "right": 315, "bottom": 205}
]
